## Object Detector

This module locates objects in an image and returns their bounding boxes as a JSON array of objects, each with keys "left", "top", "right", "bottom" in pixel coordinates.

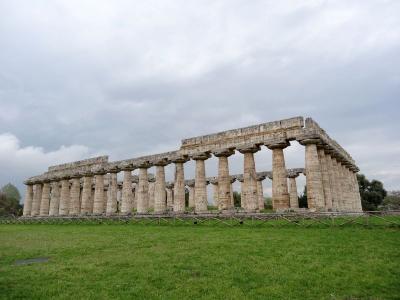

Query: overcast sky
[{"left": 0, "top": 0, "right": 399, "bottom": 199}]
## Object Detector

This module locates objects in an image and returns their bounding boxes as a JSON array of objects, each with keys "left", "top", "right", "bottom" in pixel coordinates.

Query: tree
[
  {"left": 233, "top": 191, "right": 241, "bottom": 207},
  {"left": 380, "top": 195, "right": 400, "bottom": 210},
  {"left": 357, "top": 174, "right": 387, "bottom": 211},
  {"left": 0, "top": 183, "right": 22, "bottom": 216},
  {"left": 298, "top": 186, "right": 308, "bottom": 208}
]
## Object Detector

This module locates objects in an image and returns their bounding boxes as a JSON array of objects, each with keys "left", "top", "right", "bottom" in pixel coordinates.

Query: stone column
[
  {"left": 192, "top": 152, "right": 210, "bottom": 213},
  {"left": 299, "top": 138, "right": 325, "bottom": 211},
  {"left": 49, "top": 179, "right": 60, "bottom": 216},
  {"left": 92, "top": 167, "right": 106, "bottom": 214},
  {"left": 317, "top": 147, "right": 333, "bottom": 210},
  {"left": 288, "top": 174, "right": 299, "bottom": 209},
  {"left": 31, "top": 181, "right": 42, "bottom": 216},
  {"left": 166, "top": 183, "right": 174, "bottom": 210},
  {"left": 59, "top": 175, "right": 70, "bottom": 216},
  {"left": 39, "top": 178, "right": 51, "bottom": 216},
  {"left": 80, "top": 172, "right": 93, "bottom": 215},
  {"left": 148, "top": 177, "right": 156, "bottom": 210},
  {"left": 172, "top": 155, "right": 189, "bottom": 213},
  {"left": 256, "top": 174, "right": 266, "bottom": 210},
  {"left": 324, "top": 147, "right": 339, "bottom": 211},
  {"left": 266, "top": 141, "right": 290, "bottom": 211},
  {"left": 336, "top": 160, "right": 348, "bottom": 210},
  {"left": 22, "top": 181, "right": 34, "bottom": 216},
  {"left": 120, "top": 163, "right": 135, "bottom": 215},
  {"left": 154, "top": 159, "right": 169, "bottom": 214},
  {"left": 69, "top": 172, "right": 81, "bottom": 215},
  {"left": 213, "top": 149, "right": 235, "bottom": 211},
  {"left": 106, "top": 165, "right": 119, "bottom": 215},
  {"left": 350, "top": 167, "right": 362, "bottom": 211},
  {"left": 331, "top": 156, "right": 344, "bottom": 211},
  {"left": 340, "top": 163, "right": 352, "bottom": 210},
  {"left": 238, "top": 145, "right": 260, "bottom": 212},
  {"left": 186, "top": 180, "right": 195, "bottom": 209},
  {"left": 230, "top": 177, "right": 235, "bottom": 207},
  {"left": 210, "top": 179, "right": 219, "bottom": 207},
  {"left": 137, "top": 162, "right": 151, "bottom": 213}
]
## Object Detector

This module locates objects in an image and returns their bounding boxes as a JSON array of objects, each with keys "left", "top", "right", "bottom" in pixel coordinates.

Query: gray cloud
[{"left": 0, "top": 0, "right": 399, "bottom": 196}]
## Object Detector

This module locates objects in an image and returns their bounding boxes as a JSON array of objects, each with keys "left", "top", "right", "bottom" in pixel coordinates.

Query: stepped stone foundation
[{"left": 22, "top": 117, "right": 362, "bottom": 216}]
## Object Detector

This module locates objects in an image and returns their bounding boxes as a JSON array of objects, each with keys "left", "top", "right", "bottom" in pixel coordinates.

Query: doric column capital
[
  {"left": 81, "top": 170, "right": 94, "bottom": 177},
  {"left": 298, "top": 137, "right": 322, "bottom": 146},
  {"left": 59, "top": 172, "right": 71, "bottom": 181},
  {"left": 185, "top": 179, "right": 195, "bottom": 187},
  {"left": 24, "top": 178, "right": 34, "bottom": 185},
  {"left": 171, "top": 154, "right": 189, "bottom": 164},
  {"left": 237, "top": 144, "right": 261, "bottom": 154},
  {"left": 191, "top": 151, "right": 211, "bottom": 160},
  {"left": 153, "top": 157, "right": 170, "bottom": 166},
  {"left": 209, "top": 177, "right": 219, "bottom": 185},
  {"left": 256, "top": 174, "right": 266, "bottom": 181},
  {"left": 138, "top": 160, "right": 152, "bottom": 169},
  {"left": 265, "top": 139, "right": 290, "bottom": 150},
  {"left": 106, "top": 163, "right": 120, "bottom": 174},
  {"left": 70, "top": 171, "right": 82, "bottom": 179},
  {"left": 92, "top": 166, "right": 107, "bottom": 175},
  {"left": 213, "top": 148, "right": 235, "bottom": 157},
  {"left": 119, "top": 162, "right": 136, "bottom": 171}
]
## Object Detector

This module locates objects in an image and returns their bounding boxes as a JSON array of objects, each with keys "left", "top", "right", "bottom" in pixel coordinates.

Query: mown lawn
[{"left": 0, "top": 224, "right": 399, "bottom": 299}]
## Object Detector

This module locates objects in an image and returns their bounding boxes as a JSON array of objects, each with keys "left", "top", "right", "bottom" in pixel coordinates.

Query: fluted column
[
  {"left": 192, "top": 152, "right": 210, "bottom": 213},
  {"left": 299, "top": 138, "right": 325, "bottom": 211},
  {"left": 317, "top": 147, "right": 333, "bottom": 210},
  {"left": 166, "top": 183, "right": 174, "bottom": 210},
  {"left": 341, "top": 163, "right": 352, "bottom": 210},
  {"left": 266, "top": 141, "right": 290, "bottom": 211},
  {"left": 337, "top": 161, "right": 348, "bottom": 210},
  {"left": 137, "top": 162, "right": 151, "bottom": 213},
  {"left": 148, "top": 178, "right": 156, "bottom": 210},
  {"left": 59, "top": 175, "right": 70, "bottom": 216},
  {"left": 187, "top": 180, "right": 195, "bottom": 209},
  {"left": 154, "top": 159, "right": 169, "bottom": 214},
  {"left": 256, "top": 174, "right": 266, "bottom": 210},
  {"left": 288, "top": 175, "right": 299, "bottom": 209},
  {"left": 69, "top": 173, "right": 81, "bottom": 215},
  {"left": 213, "top": 149, "right": 235, "bottom": 211},
  {"left": 22, "top": 181, "right": 33, "bottom": 216},
  {"left": 172, "top": 155, "right": 189, "bottom": 213},
  {"left": 39, "top": 178, "right": 51, "bottom": 216},
  {"left": 331, "top": 156, "right": 344, "bottom": 211},
  {"left": 350, "top": 168, "right": 362, "bottom": 211},
  {"left": 92, "top": 167, "right": 106, "bottom": 214},
  {"left": 120, "top": 163, "right": 135, "bottom": 214},
  {"left": 324, "top": 147, "right": 339, "bottom": 211},
  {"left": 31, "top": 181, "right": 42, "bottom": 216},
  {"left": 238, "top": 145, "right": 260, "bottom": 212},
  {"left": 106, "top": 166, "right": 119, "bottom": 215},
  {"left": 80, "top": 172, "right": 93, "bottom": 215},
  {"left": 49, "top": 179, "right": 60, "bottom": 216},
  {"left": 210, "top": 179, "right": 219, "bottom": 207}
]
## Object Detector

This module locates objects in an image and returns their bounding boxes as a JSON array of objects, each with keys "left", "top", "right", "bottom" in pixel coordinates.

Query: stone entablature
[{"left": 22, "top": 116, "right": 362, "bottom": 217}]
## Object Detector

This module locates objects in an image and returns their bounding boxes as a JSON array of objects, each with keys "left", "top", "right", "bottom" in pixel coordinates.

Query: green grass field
[{"left": 0, "top": 224, "right": 399, "bottom": 299}]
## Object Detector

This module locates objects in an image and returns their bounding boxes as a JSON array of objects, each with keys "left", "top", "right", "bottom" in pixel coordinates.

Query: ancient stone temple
[{"left": 22, "top": 117, "right": 362, "bottom": 217}]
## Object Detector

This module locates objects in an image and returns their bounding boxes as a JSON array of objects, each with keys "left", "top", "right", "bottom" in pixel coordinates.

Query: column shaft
[
  {"left": 39, "top": 182, "right": 50, "bottom": 216},
  {"left": 22, "top": 185, "right": 33, "bottom": 216},
  {"left": 93, "top": 174, "right": 105, "bottom": 214},
  {"left": 137, "top": 168, "right": 149, "bottom": 213},
  {"left": 148, "top": 181, "right": 155, "bottom": 209},
  {"left": 80, "top": 176, "right": 93, "bottom": 214},
  {"left": 121, "top": 171, "right": 133, "bottom": 214},
  {"left": 173, "top": 162, "right": 185, "bottom": 212},
  {"left": 31, "top": 184, "right": 42, "bottom": 216},
  {"left": 217, "top": 156, "right": 232, "bottom": 210},
  {"left": 194, "top": 159, "right": 208, "bottom": 212},
  {"left": 49, "top": 182, "right": 60, "bottom": 216},
  {"left": 106, "top": 173, "right": 118, "bottom": 215},
  {"left": 318, "top": 148, "right": 333, "bottom": 210},
  {"left": 59, "top": 179, "right": 70, "bottom": 216},
  {"left": 304, "top": 142, "right": 325, "bottom": 210},
  {"left": 289, "top": 177, "right": 299, "bottom": 209},
  {"left": 242, "top": 152, "right": 258, "bottom": 211},
  {"left": 257, "top": 180, "right": 264, "bottom": 210},
  {"left": 154, "top": 165, "right": 167, "bottom": 213},
  {"left": 212, "top": 183, "right": 219, "bottom": 207},
  {"left": 271, "top": 148, "right": 290, "bottom": 210},
  {"left": 188, "top": 185, "right": 195, "bottom": 209},
  {"left": 326, "top": 153, "right": 339, "bottom": 211},
  {"left": 69, "top": 178, "right": 81, "bottom": 215}
]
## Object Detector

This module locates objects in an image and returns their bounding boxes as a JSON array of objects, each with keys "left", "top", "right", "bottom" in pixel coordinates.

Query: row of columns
[{"left": 23, "top": 138, "right": 362, "bottom": 216}]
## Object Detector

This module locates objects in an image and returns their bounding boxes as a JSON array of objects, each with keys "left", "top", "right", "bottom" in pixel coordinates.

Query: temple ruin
[{"left": 22, "top": 116, "right": 362, "bottom": 217}]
